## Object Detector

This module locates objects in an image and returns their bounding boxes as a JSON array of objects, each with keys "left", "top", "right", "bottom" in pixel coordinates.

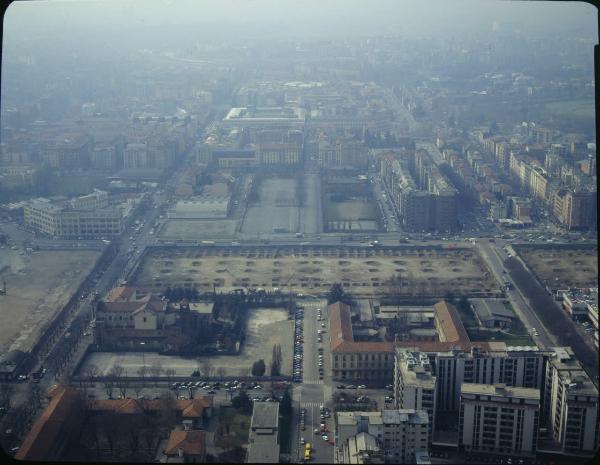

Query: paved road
[
  {"left": 291, "top": 300, "right": 334, "bottom": 464},
  {"left": 476, "top": 239, "right": 556, "bottom": 348}
]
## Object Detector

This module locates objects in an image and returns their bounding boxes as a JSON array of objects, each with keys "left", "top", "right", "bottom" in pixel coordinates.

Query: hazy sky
[{"left": 3, "top": 0, "right": 598, "bottom": 40}]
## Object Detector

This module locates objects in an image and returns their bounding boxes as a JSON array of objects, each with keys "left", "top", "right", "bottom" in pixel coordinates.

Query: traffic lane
[{"left": 480, "top": 242, "right": 555, "bottom": 348}]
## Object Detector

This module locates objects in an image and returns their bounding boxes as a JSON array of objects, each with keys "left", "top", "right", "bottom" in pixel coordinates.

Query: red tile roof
[
  {"left": 433, "top": 300, "right": 470, "bottom": 344},
  {"left": 87, "top": 396, "right": 212, "bottom": 418},
  {"left": 15, "top": 386, "right": 82, "bottom": 461},
  {"left": 164, "top": 430, "right": 206, "bottom": 457},
  {"left": 328, "top": 300, "right": 493, "bottom": 355},
  {"left": 329, "top": 302, "right": 395, "bottom": 353}
]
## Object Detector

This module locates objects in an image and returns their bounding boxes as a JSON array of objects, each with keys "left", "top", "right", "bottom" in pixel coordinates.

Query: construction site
[{"left": 131, "top": 244, "right": 500, "bottom": 298}]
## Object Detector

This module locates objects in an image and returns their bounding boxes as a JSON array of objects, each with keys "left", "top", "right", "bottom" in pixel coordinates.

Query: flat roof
[
  {"left": 461, "top": 383, "right": 540, "bottom": 401},
  {"left": 471, "top": 299, "right": 515, "bottom": 320},
  {"left": 251, "top": 401, "right": 279, "bottom": 429}
]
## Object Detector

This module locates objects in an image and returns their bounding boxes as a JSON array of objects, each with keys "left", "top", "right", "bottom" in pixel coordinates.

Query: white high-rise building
[
  {"left": 394, "top": 349, "right": 437, "bottom": 441},
  {"left": 459, "top": 383, "right": 540, "bottom": 457},
  {"left": 544, "top": 347, "right": 599, "bottom": 456}
]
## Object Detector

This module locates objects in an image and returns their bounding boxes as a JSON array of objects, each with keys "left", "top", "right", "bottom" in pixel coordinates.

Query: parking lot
[
  {"left": 133, "top": 244, "right": 499, "bottom": 297},
  {"left": 517, "top": 246, "right": 598, "bottom": 290}
]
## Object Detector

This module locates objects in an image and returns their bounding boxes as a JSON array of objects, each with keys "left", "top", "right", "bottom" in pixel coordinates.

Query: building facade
[{"left": 459, "top": 383, "right": 540, "bottom": 457}]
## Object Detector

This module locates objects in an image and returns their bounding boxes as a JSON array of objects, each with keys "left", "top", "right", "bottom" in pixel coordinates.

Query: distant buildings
[
  {"left": 380, "top": 149, "right": 458, "bottom": 232},
  {"left": 24, "top": 190, "right": 123, "bottom": 238}
]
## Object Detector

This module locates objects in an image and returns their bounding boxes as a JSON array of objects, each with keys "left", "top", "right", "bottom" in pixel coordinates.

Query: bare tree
[
  {"left": 85, "top": 363, "right": 100, "bottom": 387},
  {"left": 0, "top": 382, "right": 14, "bottom": 409},
  {"left": 29, "top": 382, "right": 43, "bottom": 411},
  {"left": 133, "top": 381, "right": 144, "bottom": 399},
  {"left": 164, "top": 367, "right": 176, "bottom": 384},
  {"left": 137, "top": 365, "right": 148, "bottom": 387},
  {"left": 201, "top": 359, "right": 212, "bottom": 378},
  {"left": 149, "top": 361, "right": 163, "bottom": 386},
  {"left": 103, "top": 379, "right": 115, "bottom": 399}
]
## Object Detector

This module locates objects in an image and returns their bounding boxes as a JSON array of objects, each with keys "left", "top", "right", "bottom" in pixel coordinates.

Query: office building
[{"left": 24, "top": 194, "right": 123, "bottom": 239}]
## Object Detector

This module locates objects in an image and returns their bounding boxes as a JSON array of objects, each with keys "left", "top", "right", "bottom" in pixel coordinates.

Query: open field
[
  {"left": 132, "top": 245, "right": 499, "bottom": 297},
  {"left": 159, "top": 219, "right": 238, "bottom": 240},
  {"left": 323, "top": 196, "right": 379, "bottom": 232},
  {"left": 78, "top": 307, "right": 293, "bottom": 377},
  {"left": 0, "top": 247, "right": 100, "bottom": 352},
  {"left": 544, "top": 99, "right": 595, "bottom": 120},
  {"left": 242, "top": 177, "right": 300, "bottom": 234},
  {"left": 517, "top": 246, "right": 598, "bottom": 290}
]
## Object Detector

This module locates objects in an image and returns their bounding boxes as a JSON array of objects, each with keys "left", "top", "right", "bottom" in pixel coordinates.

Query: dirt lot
[
  {"left": 78, "top": 308, "right": 293, "bottom": 377},
  {"left": 159, "top": 219, "right": 238, "bottom": 240},
  {"left": 132, "top": 245, "right": 498, "bottom": 297},
  {"left": 518, "top": 247, "right": 598, "bottom": 289},
  {"left": 0, "top": 247, "right": 100, "bottom": 352},
  {"left": 323, "top": 197, "right": 379, "bottom": 232}
]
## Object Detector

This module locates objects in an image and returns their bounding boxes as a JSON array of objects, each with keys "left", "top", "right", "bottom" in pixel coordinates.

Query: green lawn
[{"left": 215, "top": 407, "right": 251, "bottom": 447}]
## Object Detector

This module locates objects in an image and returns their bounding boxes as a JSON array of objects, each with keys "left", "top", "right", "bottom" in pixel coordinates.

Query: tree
[
  {"left": 85, "top": 363, "right": 100, "bottom": 387},
  {"left": 137, "top": 366, "right": 148, "bottom": 388},
  {"left": 270, "top": 344, "right": 282, "bottom": 376},
  {"left": 201, "top": 359, "right": 212, "bottom": 378},
  {"left": 149, "top": 361, "right": 163, "bottom": 386},
  {"left": 0, "top": 382, "right": 14, "bottom": 409},
  {"left": 217, "top": 367, "right": 226, "bottom": 379},
  {"left": 251, "top": 359, "right": 266, "bottom": 377},
  {"left": 327, "top": 282, "right": 350, "bottom": 304},
  {"left": 164, "top": 368, "right": 176, "bottom": 383},
  {"left": 232, "top": 389, "right": 252, "bottom": 413},
  {"left": 103, "top": 379, "right": 115, "bottom": 399},
  {"left": 280, "top": 387, "right": 292, "bottom": 416}
]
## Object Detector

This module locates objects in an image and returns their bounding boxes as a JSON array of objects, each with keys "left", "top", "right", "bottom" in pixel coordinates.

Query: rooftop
[
  {"left": 461, "top": 383, "right": 540, "bottom": 401},
  {"left": 164, "top": 430, "right": 206, "bottom": 457},
  {"left": 382, "top": 409, "right": 429, "bottom": 425},
  {"left": 250, "top": 401, "right": 279, "bottom": 429}
]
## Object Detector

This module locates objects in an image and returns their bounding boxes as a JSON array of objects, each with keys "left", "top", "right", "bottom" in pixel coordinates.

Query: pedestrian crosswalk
[
  {"left": 300, "top": 401, "right": 323, "bottom": 408},
  {"left": 303, "top": 379, "right": 324, "bottom": 385}
]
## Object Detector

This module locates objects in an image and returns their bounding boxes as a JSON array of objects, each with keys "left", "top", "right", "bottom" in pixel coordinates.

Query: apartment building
[
  {"left": 338, "top": 432, "right": 384, "bottom": 464},
  {"left": 394, "top": 349, "right": 437, "bottom": 441},
  {"left": 552, "top": 188, "right": 597, "bottom": 230},
  {"left": 336, "top": 409, "right": 429, "bottom": 464},
  {"left": 434, "top": 346, "right": 545, "bottom": 413},
  {"left": 381, "top": 151, "right": 457, "bottom": 232},
  {"left": 459, "top": 383, "right": 540, "bottom": 457},
  {"left": 544, "top": 347, "right": 599, "bottom": 455}
]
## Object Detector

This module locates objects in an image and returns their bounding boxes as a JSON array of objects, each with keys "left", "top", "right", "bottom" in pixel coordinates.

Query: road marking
[{"left": 303, "top": 380, "right": 324, "bottom": 385}]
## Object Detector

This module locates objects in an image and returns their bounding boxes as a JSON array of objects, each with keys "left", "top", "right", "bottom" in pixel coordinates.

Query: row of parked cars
[
  {"left": 171, "top": 381, "right": 220, "bottom": 394},
  {"left": 293, "top": 307, "right": 304, "bottom": 382}
]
